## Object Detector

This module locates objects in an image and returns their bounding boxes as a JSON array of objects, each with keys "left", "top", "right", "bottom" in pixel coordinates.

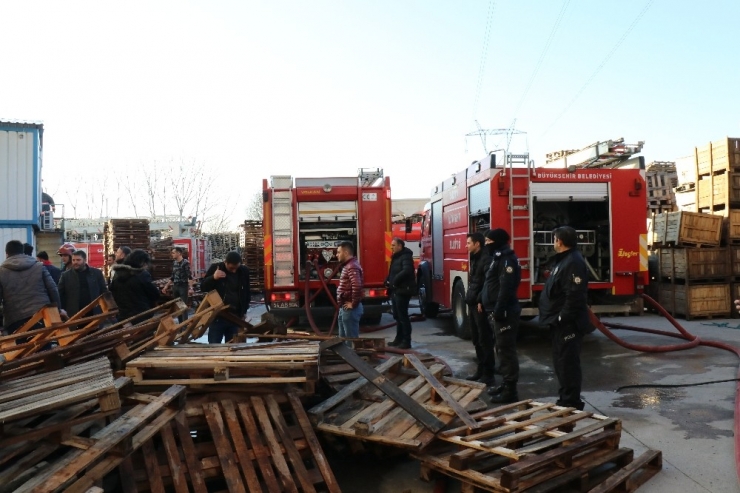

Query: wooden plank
[
  {"left": 525, "top": 448, "right": 633, "bottom": 493},
  {"left": 159, "top": 424, "right": 189, "bottom": 493},
  {"left": 203, "top": 402, "right": 247, "bottom": 493},
  {"left": 404, "top": 354, "right": 478, "bottom": 430},
  {"left": 173, "top": 411, "right": 208, "bottom": 493},
  {"left": 250, "top": 396, "right": 300, "bottom": 493},
  {"left": 142, "top": 440, "right": 165, "bottom": 493},
  {"left": 117, "top": 458, "right": 138, "bottom": 493},
  {"left": 588, "top": 449, "right": 662, "bottom": 493},
  {"left": 220, "top": 400, "right": 263, "bottom": 493},
  {"left": 325, "top": 341, "right": 445, "bottom": 433},
  {"left": 286, "top": 393, "right": 341, "bottom": 493},
  {"left": 237, "top": 400, "right": 282, "bottom": 492},
  {"left": 308, "top": 356, "right": 403, "bottom": 420}
]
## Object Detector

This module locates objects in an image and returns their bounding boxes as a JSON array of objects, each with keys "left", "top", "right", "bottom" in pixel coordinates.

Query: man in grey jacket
[{"left": 0, "top": 240, "right": 61, "bottom": 334}]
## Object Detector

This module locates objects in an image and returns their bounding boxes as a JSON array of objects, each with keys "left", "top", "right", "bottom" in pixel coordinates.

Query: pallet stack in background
[
  {"left": 103, "top": 218, "right": 151, "bottom": 277},
  {"left": 148, "top": 237, "right": 175, "bottom": 280},
  {"left": 652, "top": 211, "right": 729, "bottom": 319},
  {"left": 208, "top": 232, "right": 241, "bottom": 263},
  {"left": 645, "top": 161, "right": 677, "bottom": 217},
  {"left": 240, "top": 220, "right": 265, "bottom": 293}
]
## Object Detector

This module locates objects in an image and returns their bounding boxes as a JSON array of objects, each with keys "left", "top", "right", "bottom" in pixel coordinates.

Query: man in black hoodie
[
  {"left": 465, "top": 232, "right": 494, "bottom": 385},
  {"left": 538, "top": 226, "right": 589, "bottom": 411},
  {"left": 482, "top": 228, "right": 522, "bottom": 403},
  {"left": 385, "top": 238, "right": 416, "bottom": 349}
]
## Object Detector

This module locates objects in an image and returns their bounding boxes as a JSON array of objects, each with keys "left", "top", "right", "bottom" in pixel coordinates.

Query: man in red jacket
[{"left": 335, "top": 241, "right": 364, "bottom": 342}]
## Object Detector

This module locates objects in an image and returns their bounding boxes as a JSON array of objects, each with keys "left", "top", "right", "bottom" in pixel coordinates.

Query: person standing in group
[
  {"left": 335, "top": 241, "right": 364, "bottom": 342},
  {"left": 0, "top": 240, "right": 61, "bottom": 334},
  {"left": 36, "top": 251, "right": 62, "bottom": 284},
  {"left": 386, "top": 237, "right": 416, "bottom": 349},
  {"left": 23, "top": 243, "right": 33, "bottom": 256},
  {"left": 464, "top": 232, "right": 495, "bottom": 385},
  {"left": 538, "top": 226, "right": 590, "bottom": 411},
  {"left": 162, "top": 247, "right": 191, "bottom": 322},
  {"left": 57, "top": 250, "right": 108, "bottom": 318},
  {"left": 482, "top": 228, "right": 522, "bottom": 403},
  {"left": 109, "top": 249, "right": 160, "bottom": 322},
  {"left": 201, "top": 251, "right": 251, "bottom": 343},
  {"left": 57, "top": 243, "right": 76, "bottom": 273},
  {"left": 109, "top": 246, "right": 131, "bottom": 283}
]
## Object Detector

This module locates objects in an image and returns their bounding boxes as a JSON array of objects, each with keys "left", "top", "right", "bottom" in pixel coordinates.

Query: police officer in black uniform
[
  {"left": 482, "top": 228, "right": 522, "bottom": 403},
  {"left": 464, "top": 232, "right": 495, "bottom": 385},
  {"left": 538, "top": 226, "right": 589, "bottom": 411}
]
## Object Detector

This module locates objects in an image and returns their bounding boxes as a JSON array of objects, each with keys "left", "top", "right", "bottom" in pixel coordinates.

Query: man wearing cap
[
  {"left": 482, "top": 228, "right": 522, "bottom": 403},
  {"left": 538, "top": 226, "right": 589, "bottom": 411},
  {"left": 464, "top": 232, "right": 494, "bottom": 385}
]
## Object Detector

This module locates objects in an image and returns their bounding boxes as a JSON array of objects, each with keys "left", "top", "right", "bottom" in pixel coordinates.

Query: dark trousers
[
  {"left": 392, "top": 294, "right": 412, "bottom": 342},
  {"left": 490, "top": 312, "right": 520, "bottom": 384},
  {"left": 172, "top": 284, "right": 189, "bottom": 323},
  {"left": 468, "top": 304, "right": 495, "bottom": 375},
  {"left": 551, "top": 322, "right": 584, "bottom": 408},
  {"left": 208, "top": 317, "right": 239, "bottom": 344}
]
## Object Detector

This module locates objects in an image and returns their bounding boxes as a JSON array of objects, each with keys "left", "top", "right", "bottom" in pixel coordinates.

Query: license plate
[{"left": 272, "top": 301, "right": 299, "bottom": 309}]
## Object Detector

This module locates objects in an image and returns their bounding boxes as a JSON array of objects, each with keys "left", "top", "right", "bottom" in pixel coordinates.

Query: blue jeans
[
  {"left": 208, "top": 317, "right": 239, "bottom": 344},
  {"left": 338, "top": 303, "right": 363, "bottom": 340}
]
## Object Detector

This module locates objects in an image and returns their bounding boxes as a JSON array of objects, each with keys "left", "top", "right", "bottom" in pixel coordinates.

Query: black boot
[
  {"left": 478, "top": 373, "right": 495, "bottom": 386},
  {"left": 487, "top": 383, "right": 505, "bottom": 396},
  {"left": 396, "top": 340, "right": 411, "bottom": 350},
  {"left": 466, "top": 366, "right": 484, "bottom": 381},
  {"left": 388, "top": 338, "right": 402, "bottom": 347},
  {"left": 388, "top": 326, "right": 403, "bottom": 347},
  {"left": 489, "top": 383, "right": 518, "bottom": 404}
]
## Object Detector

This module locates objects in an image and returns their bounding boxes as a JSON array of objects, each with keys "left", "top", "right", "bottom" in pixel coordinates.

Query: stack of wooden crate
[
  {"left": 104, "top": 218, "right": 151, "bottom": 258},
  {"left": 652, "top": 211, "right": 730, "bottom": 319},
  {"left": 208, "top": 232, "right": 242, "bottom": 263},
  {"left": 240, "top": 219, "right": 264, "bottom": 293},
  {"left": 646, "top": 161, "right": 677, "bottom": 218}
]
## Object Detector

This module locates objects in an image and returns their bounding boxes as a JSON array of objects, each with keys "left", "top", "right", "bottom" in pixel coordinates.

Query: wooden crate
[
  {"left": 675, "top": 155, "right": 697, "bottom": 186},
  {"left": 659, "top": 248, "right": 728, "bottom": 280},
  {"left": 663, "top": 211, "right": 722, "bottom": 246},
  {"left": 646, "top": 171, "right": 677, "bottom": 200},
  {"left": 697, "top": 137, "right": 740, "bottom": 176},
  {"left": 697, "top": 172, "right": 740, "bottom": 209},
  {"left": 658, "top": 283, "right": 731, "bottom": 319},
  {"left": 725, "top": 210, "right": 740, "bottom": 240},
  {"left": 651, "top": 213, "right": 666, "bottom": 246},
  {"left": 730, "top": 247, "right": 740, "bottom": 277}
]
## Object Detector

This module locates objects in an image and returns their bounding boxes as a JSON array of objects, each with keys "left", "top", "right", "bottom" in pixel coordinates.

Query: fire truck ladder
[
  {"left": 272, "top": 187, "right": 295, "bottom": 287},
  {"left": 505, "top": 153, "right": 532, "bottom": 294}
]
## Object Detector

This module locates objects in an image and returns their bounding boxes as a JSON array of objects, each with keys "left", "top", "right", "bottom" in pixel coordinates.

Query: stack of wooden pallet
[
  {"left": 652, "top": 211, "right": 730, "bottom": 319},
  {"left": 104, "top": 218, "right": 151, "bottom": 258},
  {"left": 646, "top": 161, "right": 677, "bottom": 217},
  {"left": 148, "top": 236, "right": 174, "bottom": 280},
  {"left": 240, "top": 219, "right": 265, "bottom": 292},
  {"left": 208, "top": 232, "right": 242, "bottom": 263}
]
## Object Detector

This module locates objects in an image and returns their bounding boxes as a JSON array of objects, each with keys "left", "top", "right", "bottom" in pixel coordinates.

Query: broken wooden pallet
[
  {"left": 0, "top": 357, "right": 119, "bottom": 431},
  {"left": 309, "top": 341, "right": 485, "bottom": 449},
  {"left": 125, "top": 393, "right": 341, "bottom": 493},
  {"left": 124, "top": 341, "right": 320, "bottom": 391},
  {"left": 5, "top": 384, "right": 185, "bottom": 493}
]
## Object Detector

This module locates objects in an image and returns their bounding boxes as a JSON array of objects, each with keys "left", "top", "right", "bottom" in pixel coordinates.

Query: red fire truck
[
  {"left": 392, "top": 215, "right": 422, "bottom": 268},
  {"left": 263, "top": 169, "right": 392, "bottom": 325},
  {"left": 417, "top": 151, "right": 649, "bottom": 339}
]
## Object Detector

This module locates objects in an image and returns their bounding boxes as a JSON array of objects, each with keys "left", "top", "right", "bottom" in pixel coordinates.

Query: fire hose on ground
[{"left": 590, "top": 293, "right": 740, "bottom": 485}]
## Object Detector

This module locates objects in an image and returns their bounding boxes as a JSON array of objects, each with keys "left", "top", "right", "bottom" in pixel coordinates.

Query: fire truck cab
[
  {"left": 263, "top": 169, "right": 392, "bottom": 325},
  {"left": 417, "top": 151, "right": 648, "bottom": 339}
]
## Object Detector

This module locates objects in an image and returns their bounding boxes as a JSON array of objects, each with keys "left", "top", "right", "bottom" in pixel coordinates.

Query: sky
[{"left": 1, "top": 0, "right": 739, "bottom": 229}]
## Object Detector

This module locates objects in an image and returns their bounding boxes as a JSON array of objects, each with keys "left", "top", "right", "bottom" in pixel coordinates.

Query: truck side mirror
[{"left": 405, "top": 218, "right": 412, "bottom": 234}]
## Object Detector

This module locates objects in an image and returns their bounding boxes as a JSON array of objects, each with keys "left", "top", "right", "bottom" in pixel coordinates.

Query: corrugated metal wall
[
  {"left": 0, "top": 226, "right": 35, "bottom": 252},
  {"left": 0, "top": 126, "right": 40, "bottom": 223}
]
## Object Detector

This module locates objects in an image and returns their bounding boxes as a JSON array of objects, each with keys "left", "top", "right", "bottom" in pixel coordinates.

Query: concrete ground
[{"left": 246, "top": 303, "right": 740, "bottom": 492}]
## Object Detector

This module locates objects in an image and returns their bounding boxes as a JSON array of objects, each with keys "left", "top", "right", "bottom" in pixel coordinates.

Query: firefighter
[
  {"left": 57, "top": 243, "right": 76, "bottom": 273},
  {"left": 385, "top": 237, "right": 416, "bottom": 349},
  {"left": 482, "top": 228, "right": 522, "bottom": 403},
  {"left": 464, "top": 232, "right": 495, "bottom": 385},
  {"left": 538, "top": 226, "right": 589, "bottom": 411}
]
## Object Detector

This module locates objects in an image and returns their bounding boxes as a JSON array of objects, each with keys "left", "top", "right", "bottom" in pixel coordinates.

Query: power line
[
  {"left": 538, "top": 0, "right": 655, "bottom": 139},
  {"left": 471, "top": 0, "right": 496, "bottom": 122},
  {"left": 511, "top": 0, "right": 571, "bottom": 121}
]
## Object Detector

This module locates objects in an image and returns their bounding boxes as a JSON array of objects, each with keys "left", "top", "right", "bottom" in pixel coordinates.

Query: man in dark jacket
[
  {"left": 36, "top": 251, "right": 62, "bottom": 284},
  {"left": 482, "top": 228, "right": 522, "bottom": 403},
  {"left": 464, "top": 232, "right": 495, "bottom": 385},
  {"left": 201, "top": 251, "right": 251, "bottom": 343},
  {"left": 385, "top": 238, "right": 416, "bottom": 349},
  {"left": 110, "top": 249, "right": 160, "bottom": 322},
  {"left": 538, "top": 226, "right": 589, "bottom": 411},
  {"left": 0, "top": 240, "right": 61, "bottom": 334},
  {"left": 58, "top": 250, "right": 108, "bottom": 318}
]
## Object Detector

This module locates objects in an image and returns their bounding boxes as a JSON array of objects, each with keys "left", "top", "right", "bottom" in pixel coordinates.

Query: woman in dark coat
[{"left": 109, "top": 249, "right": 160, "bottom": 321}]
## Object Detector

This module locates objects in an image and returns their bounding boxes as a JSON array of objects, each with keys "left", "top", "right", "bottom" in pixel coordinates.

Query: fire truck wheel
[
  {"left": 418, "top": 278, "right": 439, "bottom": 318},
  {"left": 452, "top": 281, "right": 471, "bottom": 340}
]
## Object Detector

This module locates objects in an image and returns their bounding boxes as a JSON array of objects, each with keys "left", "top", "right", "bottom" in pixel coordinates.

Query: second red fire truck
[{"left": 417, "top": 150, "right": 649, "bottom": 339}]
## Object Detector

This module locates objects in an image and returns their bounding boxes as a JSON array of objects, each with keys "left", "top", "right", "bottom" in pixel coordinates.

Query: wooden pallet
[
  {"left": 124, "top": 393, "right": 341, "bottom": 493},
  {"left": 309, "top": 345, "right": 485, "bottom": 449},
  {"left": 125, "top": 341, "right": 320, "bottom": 389},
  {"left": 7, "top": 385, "right": 185, "bottom": 493}
]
